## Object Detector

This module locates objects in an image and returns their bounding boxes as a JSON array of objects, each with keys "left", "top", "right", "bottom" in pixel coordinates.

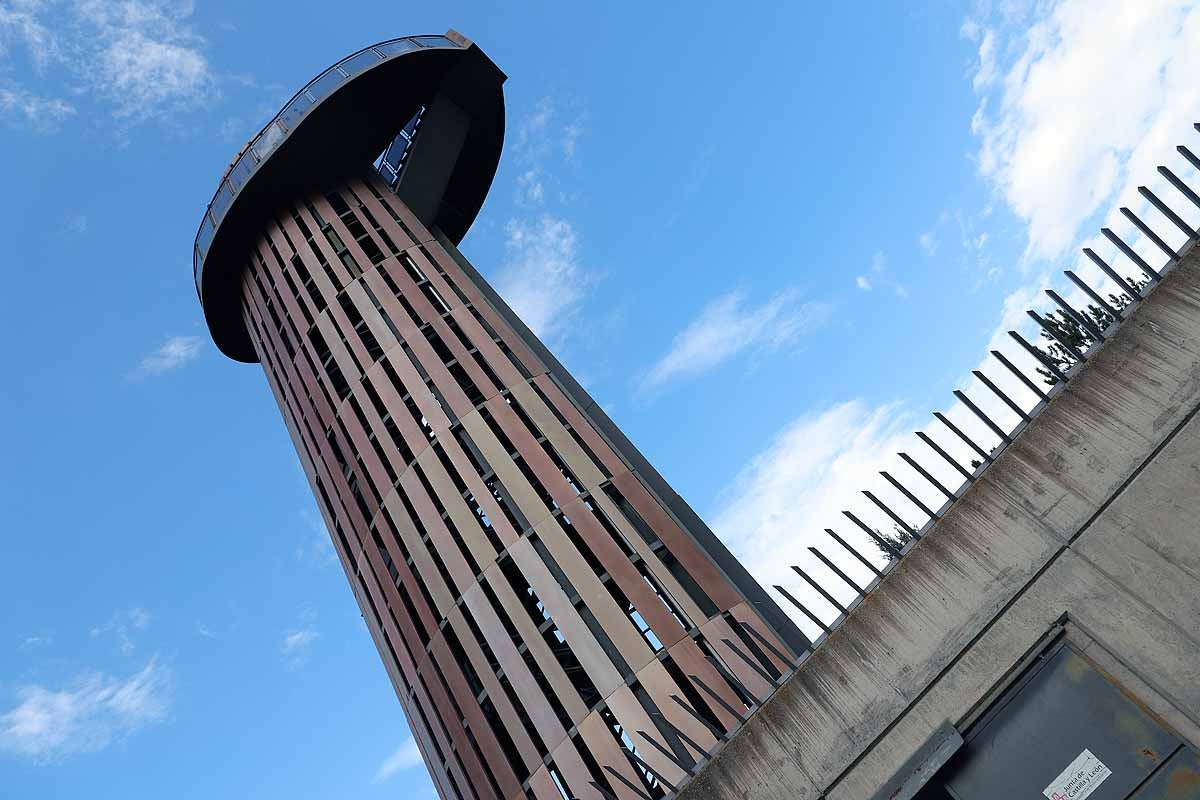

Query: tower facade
[{"left": 195, "top": 32, "right": 806, "bottom": 800}]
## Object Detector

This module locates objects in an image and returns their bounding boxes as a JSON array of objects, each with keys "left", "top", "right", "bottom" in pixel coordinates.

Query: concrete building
[{"left": 194, "top": 32, "right": 807, "bottom": 800}]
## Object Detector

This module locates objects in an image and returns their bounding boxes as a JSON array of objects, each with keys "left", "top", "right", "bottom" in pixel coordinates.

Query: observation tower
[{"left": 195, "top": 30, "right": 806, "bottom": 800}]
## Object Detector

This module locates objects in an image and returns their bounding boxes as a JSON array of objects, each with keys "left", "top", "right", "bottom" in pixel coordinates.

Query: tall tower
[{"left": 195, "top": 32, "right": 806, "bottom": 800}]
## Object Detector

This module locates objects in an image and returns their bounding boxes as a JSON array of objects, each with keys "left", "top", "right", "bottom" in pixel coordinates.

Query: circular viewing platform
[{"left": 195, "top": 31, "right": 505, "bottom": 362}]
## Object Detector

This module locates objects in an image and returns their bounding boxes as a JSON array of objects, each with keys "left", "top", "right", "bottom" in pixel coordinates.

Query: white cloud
[
  {"left": 971, "top": 0, "right": 1200, "bottom": 263},
  {"left": 296, "top": 509, "right": 337, "bottom": 568},
  {"left": 856, "top": 250, "right": 910, "bottom": 298},
  {"left": 919, "top": 230, "right": 939, "bottom": 256},
  {"left": 496, "top": 98, "right": 598, "bottom": 349},
  {"left": 0, "top": 657, "right": 170, "bottom": 762},
  {"left": 127, "top": 608, "right": 150, "bottom": 631},
  {"left": 0, "top": 85, "right": 74, "bottom": 130},
  {"left": 714, "top": 346, "right": 1052, "bottom": 640},
  {"left": 90, "top": 608, "right": 152, "bottom": 655},
  {"left": 494, "top": 215, "right": 588, "bottom": 343},
  {"left": 281, "top": 611, "right": 318, "bottom": 668},
  {"left": 136, "top": 335, "right": 202, "bottom": 376},
  {"left": 713, "top": 401, "right": 917, "bottom": 638},
  {"left": 515, "top": 168, "right": 545, "bottom": 206},
  {"left": 77, "top": 0, "right": 212, "bottom": 121},
  {"left": 562, "top": 123, "right": 582, "bottom": 158},
  {"left": 0, "top": 0, "right": 57, "bottom": 68},
  {"left": 640, "top": 289, "right": 831, "bottom": 393},
  {"left": 0, "top": 0, "right": 214, "bottom": 126},
  {"left": 517, "top": 96, "right": 554, "bottom": 150},
  {"left": 281, "top": 630, "right": 316, "bottom": 655},
  {"left": 375, "top": 736, "right": 423, "bottom": 782},
  {"left": 972, "top": 28, "right": 998, "bottom": 92}
]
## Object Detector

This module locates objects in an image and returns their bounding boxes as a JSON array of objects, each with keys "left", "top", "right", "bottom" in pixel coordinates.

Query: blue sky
[{"left": 2, "top": 1, "right": 1199, "bottom": 798}]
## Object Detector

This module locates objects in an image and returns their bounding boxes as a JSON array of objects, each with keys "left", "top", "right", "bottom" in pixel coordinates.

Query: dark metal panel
[
  {"left": 942, "top": 645, "right": 1180, "bottom": 800},
  {"left": 1128, "top": 746, "right": 1200, "bottom": 799}
]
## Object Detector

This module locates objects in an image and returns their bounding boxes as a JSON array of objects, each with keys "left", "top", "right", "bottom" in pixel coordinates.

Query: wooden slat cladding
[{"left": 239, "top": 175, "right": 792, "bottom": 800}]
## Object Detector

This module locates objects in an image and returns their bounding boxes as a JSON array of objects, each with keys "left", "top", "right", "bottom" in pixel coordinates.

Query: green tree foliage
[
  {"left": 872, "top": 523, "right": 915, "bottom": 560},
  {"left": 1034, "top": 275, "right": 1151, "bottom": 386}
]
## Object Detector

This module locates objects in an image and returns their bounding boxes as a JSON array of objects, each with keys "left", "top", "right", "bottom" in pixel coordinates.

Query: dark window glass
[
  {"left": 211, "top": 181, "right": 234, "bottom": 222},
  {"left": 307, "top": 69, "right": 343, "bottom": 101},
  {"left": 228, "top": 153, "right": 255, "bottom": 191},
  {"left": 198, "top": 216, "right": 215, "bottom": 256},
  {"left": 339, "top": 49, "right": 380, "bottom": 77},
  {"left": 279, "top": 93, "right": 313, "bottom": 130},
  {"left": 251, "top": 122, "right": 285, "bottom": 161},
  {"left": 414, "top": 35, "right": 454, "bottom": 48},
  {"left": 374, "top": 39, "right": 418, "bottom": 56}
]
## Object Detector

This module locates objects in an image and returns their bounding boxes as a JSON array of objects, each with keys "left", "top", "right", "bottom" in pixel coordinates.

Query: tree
[
  {"left": 1034, "top": 275, "right": 1150, "bottom": 387},
  {"left": 872, "top": 523, "right": 915, "bottom": 560}
]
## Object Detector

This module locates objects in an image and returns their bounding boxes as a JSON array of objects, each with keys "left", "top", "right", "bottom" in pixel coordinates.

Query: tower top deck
[{"left": 194, "top": 31, "right": 506, "bottom": 362}]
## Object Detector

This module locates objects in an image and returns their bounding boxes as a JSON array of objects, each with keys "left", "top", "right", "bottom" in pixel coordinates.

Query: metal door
[{"left": 930, "top": 642, "right": 1199, "bottom": 800}]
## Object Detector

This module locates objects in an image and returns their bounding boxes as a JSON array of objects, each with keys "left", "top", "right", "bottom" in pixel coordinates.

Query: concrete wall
[{"left": 678, "top": 240, "right": 1200, "bottom": 800}]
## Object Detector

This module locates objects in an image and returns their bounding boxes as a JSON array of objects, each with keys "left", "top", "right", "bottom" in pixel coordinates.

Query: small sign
[{"left": 1043, "top": 749, "right": 1112, "bottom": 800}]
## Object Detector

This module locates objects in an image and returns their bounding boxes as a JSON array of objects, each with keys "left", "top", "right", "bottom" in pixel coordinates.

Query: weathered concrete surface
[{"left": 678, "top": 241, "right": 1200, "bottom": 800}]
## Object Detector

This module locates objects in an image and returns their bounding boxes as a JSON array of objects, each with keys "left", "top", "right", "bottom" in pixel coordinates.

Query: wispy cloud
[
  {"left": 90, "top": 607, "right": 151, "bottom": 655},
  {"left": 515, "top": 95, "right": 583, "bottom": 163},
  {"left": 74, "top": 0, "right": 214, "bottom": 121},
  {"left": 0, "top": 0, "right": 58, "bottom": 68},
  {"left": 494, "top": 215, "right": 588, "bottom": 343},
  {"left": 855, "top": 251, "right": 909, "bottom": 298},
  {"left": 135, "top": 335, "right": 202, "bottom": 377},
  {"left": 918, "top": 230, "right": 938, "bottom": 256},
  {"left": 640, "top": 289, "right": 831, "bottom": 393},
  {"left": 280, "top": 630, "right": 317, "bottom": 667},
  {"left": 295, "top": 509, "right": 337, "bottom": 568},
  {"left": 494, "top": 97, "right": 596, "bottom": 348},
  {"left": 0, "top": 657, "right": 171, "bottom": 762},
  {"left": 0, "top": 0, "right": 214, "bottom": 128},
  {"left": 281, "top": 605, "right": 318, "bottom": 668},
  {"left": 375, "top": 736, "right": 423, "bottom": 782},
  {"left": 515, "top": 168, "right": 545, "bottom": 206},
  {"left": 0, "top": 85, "right": 74, "bottom": 130}
]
